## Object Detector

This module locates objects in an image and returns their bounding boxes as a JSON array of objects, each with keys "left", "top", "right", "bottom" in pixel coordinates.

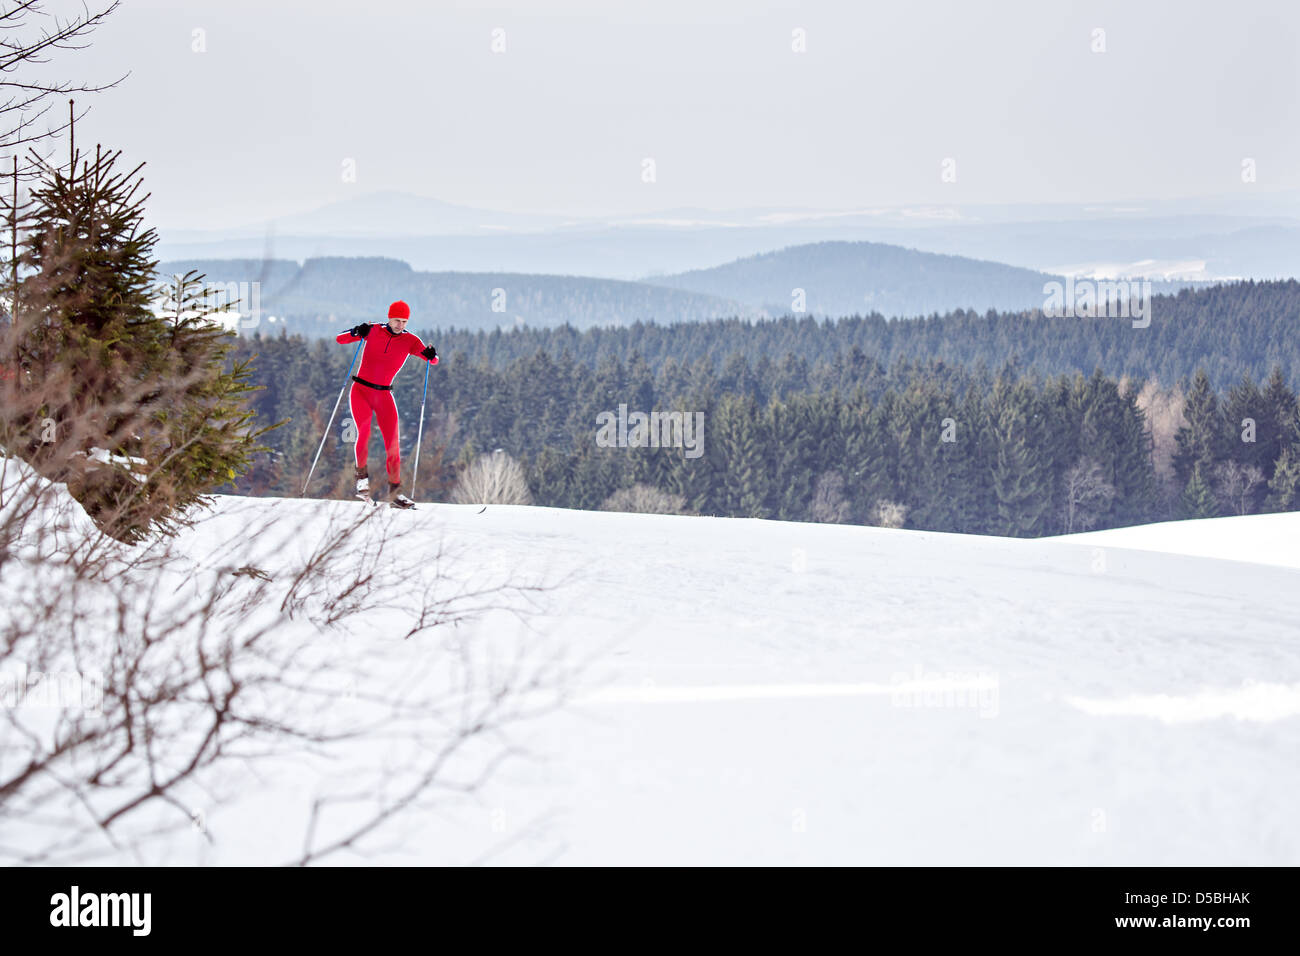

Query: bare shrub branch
[{"left": 451, "top": 450, "right": 533, "bottom": 506}]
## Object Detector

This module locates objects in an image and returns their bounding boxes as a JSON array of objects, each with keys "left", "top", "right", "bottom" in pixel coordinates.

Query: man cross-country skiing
[{"left": 335, "top": 300, "right": 438, "bottom": 508}]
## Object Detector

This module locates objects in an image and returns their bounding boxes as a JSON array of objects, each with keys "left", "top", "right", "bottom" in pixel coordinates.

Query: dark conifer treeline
[
  {"left": 225, "top": 280, "right": 1300, "bottom": 534},
  {"left": 368, "top": 278, "right": 1299, "bottom": 392}
]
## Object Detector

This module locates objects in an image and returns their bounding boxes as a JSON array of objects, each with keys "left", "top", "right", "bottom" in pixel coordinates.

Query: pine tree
[
  {"left": 665, "top": 439, "right": 714, "bottom": 515},
  {"left": 1180, "top": 463, "right": 1219, "bottom": 519},
  {"left": 663, "top": 374, "right": 717, "bottom": 514},
  {"left": 947, "top": 385, "right": 990, "bottom": 533},
  {"left": 893, "top": 378, "right": 965, "bottom": 531},
  {"left": 528, "top": 446, "right": 571, "bottom": 506},
  {"left": 1172, "top": 369, "right": 1223, "bottom": 489},
  {"left": 767, "top": 394, "right": 818, "bottom": 520},
  {"left": 715, "top": 392, "right": 769, "bottom": 518},
  {"left": 841, "top": 390, "right": 895, "bottom": 524},
  {"left": 13, "top": 147, "right": 270, "bottom": 540},
  {"left": 567, "top": 441, "right": 623, "bottom": 510},
  {"left": 1260, "top": 366, "right": 1299, "bottom": 480},
  {"left": 988, "top": 379, "right": 1053, "bottom": 536},
  {"left": 1221, "top": 374, "right": 1268, "bottom": 475},
  {"left": 1264, "top": 447, "right": 1300, "bottom": 512},
  {"left": 1109, "top": 381, "right": 1160, "bottom": 526}
]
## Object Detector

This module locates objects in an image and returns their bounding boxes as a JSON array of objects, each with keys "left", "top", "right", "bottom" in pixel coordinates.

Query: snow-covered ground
[
  {"left": 1060, "top": 511, "right": 1300, "bottom": 571},
  {"left": 8, "top": 472, "right": 1300, "bottom": 865}
]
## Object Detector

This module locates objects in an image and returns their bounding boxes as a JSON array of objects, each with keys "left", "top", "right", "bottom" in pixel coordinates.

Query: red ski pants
[{"left": 349, "top": 382, "right": 402, "bottom": 484}]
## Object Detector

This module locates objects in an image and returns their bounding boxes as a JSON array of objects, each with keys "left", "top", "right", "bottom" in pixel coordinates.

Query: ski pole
[
  {"left": 302, "top": 340, "right": 363, "bottom": 496},
  {"left": 410, "top": 357, "right": 431, "bottom": 500}
]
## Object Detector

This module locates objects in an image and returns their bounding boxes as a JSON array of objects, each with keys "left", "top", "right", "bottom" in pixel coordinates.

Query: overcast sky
[{"left": 30, "top": 0, "right": 1300, "bottom": 229}]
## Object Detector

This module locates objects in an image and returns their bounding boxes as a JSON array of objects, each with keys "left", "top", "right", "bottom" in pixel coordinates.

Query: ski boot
[
  {"left": 387, "top": 481, "right": 416, "bottom": 510},
  {"left": 355, "top": 469, "right": 375, "bottom": 506}
]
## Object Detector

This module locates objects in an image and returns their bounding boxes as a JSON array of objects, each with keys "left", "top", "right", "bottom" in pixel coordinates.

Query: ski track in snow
[{"left": 18, "top": 478, "right": 1300, "bottom": 866}]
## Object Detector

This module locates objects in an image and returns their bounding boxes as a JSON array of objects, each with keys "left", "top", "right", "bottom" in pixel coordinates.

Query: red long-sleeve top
[{"left": 336, "top": 323, "right": 437, "bottom": 386}]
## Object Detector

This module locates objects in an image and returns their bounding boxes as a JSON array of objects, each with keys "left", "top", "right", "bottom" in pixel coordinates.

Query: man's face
[{"left": 387, "top": 316, "right": 409, "bottom": 333}]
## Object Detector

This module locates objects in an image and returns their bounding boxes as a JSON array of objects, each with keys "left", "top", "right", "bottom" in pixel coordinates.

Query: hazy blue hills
[
  {"left": 157, "top": 256, "right": 757, "bottom": 334},
  {"left": 643, "top": 240, "right": 1062, "bottom": 317},
  {"left": 158, "top": 240, "right": 1208, "bottom": 338}
]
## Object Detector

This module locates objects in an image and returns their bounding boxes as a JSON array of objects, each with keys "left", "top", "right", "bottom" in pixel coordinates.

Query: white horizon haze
[{"left": 23, "top": 0, "right": 1298, "bottom": 231}]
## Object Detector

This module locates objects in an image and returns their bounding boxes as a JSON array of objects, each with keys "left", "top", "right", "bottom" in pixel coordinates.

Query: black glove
[
  {"left": 350, "top": 323, "right": 370, "bottom": 338},
  {"left": 421, "top": 345, "right": 438, "bottom": 361}
]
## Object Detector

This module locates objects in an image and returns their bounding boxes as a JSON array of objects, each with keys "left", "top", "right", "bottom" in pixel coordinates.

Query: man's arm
[
  {"left": 407, "top": 333, "right": 438, "bottom": 364},
  {"left": 336, "top": 323, "right": 371, "bottom": 344}
]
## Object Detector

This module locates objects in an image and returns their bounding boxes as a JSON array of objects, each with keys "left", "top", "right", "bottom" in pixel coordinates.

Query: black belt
[{"left": 352, "top": 375, "right": 392, "bottom": 391}]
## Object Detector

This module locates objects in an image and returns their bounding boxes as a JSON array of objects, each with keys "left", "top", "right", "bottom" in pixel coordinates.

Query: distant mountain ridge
[
  {"left": 158, "top": 240, "right": 1210, "bottom": 338},
  {"left": 643, "top": 240, "right": 1061, "bottom": 317},
  {"left": 156, "top": 256, "right": 759, "bottom": 334},
  {"left": 157, "top": 189, "right": 1300, "bottom": 282}
]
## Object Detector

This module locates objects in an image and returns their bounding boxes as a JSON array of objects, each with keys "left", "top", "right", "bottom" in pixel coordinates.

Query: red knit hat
[{"left": 388, "top": 300, "right": 411, "bottom": 320}]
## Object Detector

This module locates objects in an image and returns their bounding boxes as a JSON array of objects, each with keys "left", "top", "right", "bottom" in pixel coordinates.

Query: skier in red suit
[{"left": 335, "top": 300, "right": 438, "bottom": 507}]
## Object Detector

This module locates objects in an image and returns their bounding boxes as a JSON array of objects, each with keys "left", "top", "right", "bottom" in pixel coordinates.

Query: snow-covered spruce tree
[{"left": 10, "top": 146, "right": 268, "bottom": 541}]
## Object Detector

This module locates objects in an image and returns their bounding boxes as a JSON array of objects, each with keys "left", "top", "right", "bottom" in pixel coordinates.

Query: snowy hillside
[
  {"left": 1059, "top": 512, "right": 1300, "bottom": 571},
  {"left": 7, "top": 467, "right": 1300, "bottom": 865}
]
